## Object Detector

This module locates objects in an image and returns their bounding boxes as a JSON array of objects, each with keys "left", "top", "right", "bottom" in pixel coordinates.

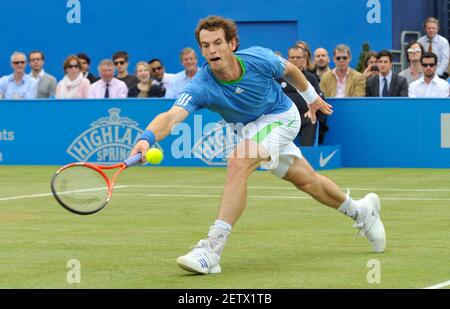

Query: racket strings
[{"left": 53, "top": 166, "right": 109, "bottom": 213}]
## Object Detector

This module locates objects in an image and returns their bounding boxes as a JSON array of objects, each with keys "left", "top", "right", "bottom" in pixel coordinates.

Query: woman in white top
[{"left": 56, "top": 55, "right": 90, "bottom": 99}]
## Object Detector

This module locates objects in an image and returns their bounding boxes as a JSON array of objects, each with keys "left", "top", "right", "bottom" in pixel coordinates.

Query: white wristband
[{"left": 298, "top": 83, "right": 318, "bottom": 105}]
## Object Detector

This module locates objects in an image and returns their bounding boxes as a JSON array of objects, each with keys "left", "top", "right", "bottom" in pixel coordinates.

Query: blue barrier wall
[
  {"left": 1, "top": 98, "right": 449, "bottom": 168},
  {"left": 0, "top": 0, "right": 392, "bottom": 79},
  {"left": 325, "top": 98, "right": 450, "bottom": 168}
]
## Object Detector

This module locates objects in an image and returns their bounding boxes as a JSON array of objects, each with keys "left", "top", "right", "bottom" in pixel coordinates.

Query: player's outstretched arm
[
  {"left": 283, "top": 61, "right": 333, "bottom": 124},
  {"left": 130, "top": 106, "right": 189, "bottom": 162}
]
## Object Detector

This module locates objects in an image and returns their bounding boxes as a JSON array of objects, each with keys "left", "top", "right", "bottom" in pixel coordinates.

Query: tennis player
[{"left": 130, "top": 16, "right": 386, "bottom": 275}]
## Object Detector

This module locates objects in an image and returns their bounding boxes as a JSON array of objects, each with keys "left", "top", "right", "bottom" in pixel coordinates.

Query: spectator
[
  {"left": 77, "top": 53, "right": 99, "bottom": 84},
  {"left": 417, "top": 17, "right": 450, "bottom": 78},
  {"left": 399, "top": 41, "right": 424, "bottom": 84},
  {"left": 89, "top": 59, "right": 128, "bottom": 99},
  {"left": 313, "top": 48, "right": 331, "bottom": 81},
  {"left": 409, "top": 52, "right": 449, "bottom": 98},
  {"left": 55, "top": 55, "right": 90, "bottom": 99},
  {"left": 320, "top": 44, "right": 366, "bottom": 97},
  {"left": 296, "top": 41, "right": 316, "bottom": 74},
  {"left": 362, "top": 51, "right": 379, "bottom": 79},
  {"left": 0, "top": 51, "right": 37, "bottom": 100},
  {"left": 28, "top": 50, "right": 57, "bottom": 98},
  {"left": 165, "top": 47, "right": 200, "bottom": 99},
  {"left": 113, "top": 51, "right": 139, "bottom": 90},
  {"left": 277, "top": 46, "right": 328, "bottom": 146},
  {"left": 128, "top": 62, "right": 165, "bottom": 98},
  {"left": 366, "top": 50, "right": 408, "bottom": 97},
  {"left": 148, "top": 58, "right": 175, "bottom": 96}
]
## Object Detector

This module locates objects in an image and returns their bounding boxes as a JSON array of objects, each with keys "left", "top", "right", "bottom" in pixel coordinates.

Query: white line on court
[
  {"left": 112, "top": 193, "right": 450, "bottom": 202},
  {"left": 424, "top": 280, "right": 450, "bottom": 289},
  {"left": 123, "top": 184, "right": 450, "bottom": 193},
  {"left": 1, "top": 185, "right": 450, "bottom": 202},
  {"left": 0, "top": 186, "right": 129, "bottom": 202}
]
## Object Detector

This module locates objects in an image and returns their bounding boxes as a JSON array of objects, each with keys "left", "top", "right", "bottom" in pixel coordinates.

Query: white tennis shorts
[{"left": 240, "top": 103, "right": 302, "bottom": 178}]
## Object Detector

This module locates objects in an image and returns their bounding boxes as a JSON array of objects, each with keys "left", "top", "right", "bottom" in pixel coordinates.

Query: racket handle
[{"left": 124, "top": 153, "right": 142, "bottom": 167}]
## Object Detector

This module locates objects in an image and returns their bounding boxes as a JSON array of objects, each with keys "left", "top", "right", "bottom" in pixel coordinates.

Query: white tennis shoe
[
  {"left": 177, "top": 239, "right": 221, "bottom": 274},
  {"left": 353, "top": 193, "right": 386, "bottom": 253}
]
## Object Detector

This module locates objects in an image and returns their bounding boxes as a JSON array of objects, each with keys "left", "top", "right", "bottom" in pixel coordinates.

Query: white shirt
[
  {"left": 378, "top": 71, "right": 393, "bottom": 97},
  {"left": 418, "top": 34, "right": 450, "bottom": 76},
  {"left": 88, "top": 78, "right": 128, "bottom": 99},
  {"left": 333, "top": 69, "right": 349, "bottom": 98},
  {"left": 28, "top": 69, "right": 45, "bottom": 82},
  {"left": 164, "top": 68, "right": 199, "bottom": 99},
  {"left": 152, "top": 73, "right": 175, "bottom": 95},
  {"left": 408, "top": 75, "right": 449, "bottom": 98}
]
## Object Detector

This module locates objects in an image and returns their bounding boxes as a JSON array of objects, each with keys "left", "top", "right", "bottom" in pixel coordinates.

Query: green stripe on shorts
[{"left": 251, "top": 121, "right": 284, "bottom": 144}]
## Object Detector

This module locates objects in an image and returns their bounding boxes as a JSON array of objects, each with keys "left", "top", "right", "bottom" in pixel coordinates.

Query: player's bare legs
[
  {"left": 177, "top": 139, "right": 269, "bottom": 274},
  {"left": 283, "top": 157, "right": 386, "bottom": 253},
  {"left": 282, "top": 157, "right": 346, "bottom": 208},
  {"left": 217, "top": 139, "right": 269, "bottom": 225}
]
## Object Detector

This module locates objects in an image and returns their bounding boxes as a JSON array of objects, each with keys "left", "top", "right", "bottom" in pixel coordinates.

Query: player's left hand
[{"left": 307, "top": 96, "right": 333, "bottom": 124}]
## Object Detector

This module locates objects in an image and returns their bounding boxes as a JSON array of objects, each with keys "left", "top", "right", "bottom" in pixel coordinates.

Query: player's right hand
[
  {"left": 130, "top": 140, "right": 150, "bottom": 163},
  {"left": 308, "top": 96, "right": 333, "bottom": 124}
]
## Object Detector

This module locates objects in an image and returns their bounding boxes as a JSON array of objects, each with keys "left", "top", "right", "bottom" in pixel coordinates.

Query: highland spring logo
[{"left": 67, "top": 108, "right": 144, "bottom": 163}]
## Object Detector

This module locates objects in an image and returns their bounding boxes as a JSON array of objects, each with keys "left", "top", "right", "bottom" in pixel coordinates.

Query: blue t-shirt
[{"left": 174, "top": 46, "right": 293, "bottom": 124}]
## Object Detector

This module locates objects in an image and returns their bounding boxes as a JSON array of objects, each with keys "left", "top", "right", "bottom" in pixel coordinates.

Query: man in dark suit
[
  {"left": 277, "top": 45, "right": 328, "bottom": 146},
  {"left": 77, "top": 53, "right": 99, "bottom": 84},
  {"left": 366, "top": 50, "right": 408, "bottom": 97}
]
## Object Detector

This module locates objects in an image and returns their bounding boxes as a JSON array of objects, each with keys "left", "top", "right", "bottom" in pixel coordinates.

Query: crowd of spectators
[
  {"left": 0, "top": 16, "right": 449, "bottom": 146},
  {"left": 1, "top": 16, "right": 449, "bottom": 102},
  {"left": 0, "top": 48, "right": 199, "bottom": 100}
]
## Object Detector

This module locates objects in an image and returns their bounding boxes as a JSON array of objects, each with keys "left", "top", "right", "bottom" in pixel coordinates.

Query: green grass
[{"left": 0, "top": 166, "right": 449, "bottom": 288}]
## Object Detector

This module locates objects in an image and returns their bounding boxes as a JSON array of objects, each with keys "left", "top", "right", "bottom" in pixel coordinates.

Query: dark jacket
[
  {"left": 366, "top": 73, "right": 409, "bottom": 97},
  {"left": 86, "top": 72, "right": 99, "bottom": 84},
  {"left": 276, "top": 70, "right": 329, "bottom": 145},
  {"left": 128, "top": 83, "right": 165, "bottom": 98},
  {"left": 277, "top": 70, "right": 326, "bottom": 114}
]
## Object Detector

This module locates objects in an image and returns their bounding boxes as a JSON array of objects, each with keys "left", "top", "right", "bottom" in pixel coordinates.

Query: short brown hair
[
  {"left": 113, "top": 51, "right": 129, "bottom": 62},
  {"left": 28, "top": 50, "right": 45, "bottom": 61},
  {"left": 63, "top": 55, "right": 81, "bottom": 72},
  {"left": 180, "top": 47, "right": 197, "bottom": 61},
  {"left": 423, "top": 17, "right": 439, "bottom": 29},
  {"left": 195, "top": 16, "right": 240, "bottom": 51}
]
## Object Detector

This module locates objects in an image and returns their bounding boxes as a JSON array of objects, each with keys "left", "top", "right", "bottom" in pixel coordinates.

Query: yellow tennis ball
[{"left": 145, "top": 148, "right": 163, "bottom": 165}]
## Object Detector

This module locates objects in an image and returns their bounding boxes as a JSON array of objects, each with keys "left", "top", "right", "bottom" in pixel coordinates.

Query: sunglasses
[
  {"left": 407, "top": 48, "right": 421, "bottom": 53},
  {"left": 152, "top": 66, "right": 163, "bottom": 72},
  {"left": 114, "top": 61, "right": 126, "bottom": 65},
  {"left": 336, "top": 56, "right": 348, "bottom": 61},
  {"left": 67, "top": 64, "right": 79, "bottom": 69},
  {"left": 30, "top": 58, "right": 42, "bottom": 62},
  {"left": 421, "top": 63, "right": 436, "bottom": 68},
  {"left": 13, "top": 61, "right": 26, "bottom": 65}
]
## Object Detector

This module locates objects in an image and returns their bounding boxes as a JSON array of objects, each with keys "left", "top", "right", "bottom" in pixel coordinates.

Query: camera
[{"left": 370, "top": 65, "right": 379, "bottom": 72}]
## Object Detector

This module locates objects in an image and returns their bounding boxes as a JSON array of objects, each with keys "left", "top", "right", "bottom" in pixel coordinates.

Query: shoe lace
[
  {"left": 188, "top": 239, "right": 212, "bottom": 255},
  {"left": 352, "top": 222, "right": 366, "bottom": 238}
]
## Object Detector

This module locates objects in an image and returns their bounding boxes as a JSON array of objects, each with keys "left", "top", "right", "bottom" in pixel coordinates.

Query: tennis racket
[{"left": 51, "top": 153, "right": 142, "bottom": 215}]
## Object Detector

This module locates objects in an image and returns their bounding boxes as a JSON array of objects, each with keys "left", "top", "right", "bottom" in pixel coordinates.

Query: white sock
[
  {"left": 338, "top": 194, "right": 367, "bottom": 222},
  {"left": 207, "top": 220, "right": 232, "bottom": 256}
]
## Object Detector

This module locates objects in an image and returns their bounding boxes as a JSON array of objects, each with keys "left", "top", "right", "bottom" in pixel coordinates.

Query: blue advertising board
[
  {"left": 325, "top": 98, "right": 450, "bottom": 168},
  {"left": 1, "top": 98, "right": 449, "bottom": 168},
  {"left": 0, "top": 99, "right": 340, "bottom": 170}
]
